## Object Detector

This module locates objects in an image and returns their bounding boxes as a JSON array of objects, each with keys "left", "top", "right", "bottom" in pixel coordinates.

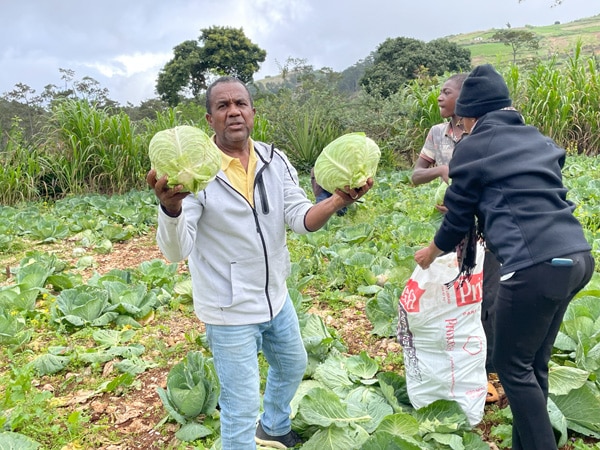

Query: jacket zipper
[{"left": 215, "top": 143, "right": 274, "bottom": 319}]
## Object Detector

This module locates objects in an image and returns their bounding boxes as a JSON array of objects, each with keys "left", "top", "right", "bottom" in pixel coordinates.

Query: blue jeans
[{"left": 205, "top": 296, "right": 307, "bottom": 450}]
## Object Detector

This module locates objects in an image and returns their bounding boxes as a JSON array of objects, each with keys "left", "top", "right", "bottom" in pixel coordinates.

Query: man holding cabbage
[{"left": 147, "top": 76, "right": 373, "bottom": 449}]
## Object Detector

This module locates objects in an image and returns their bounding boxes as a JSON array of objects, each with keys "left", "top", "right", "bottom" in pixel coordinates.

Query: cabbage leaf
[
  {"left": 434, "top": 181, "right": 450, "bottom": 206},
  {"left": 157, "top": 351, "right": 220, "bottom": 423},
  {"left": 148, "top": 125, "right": 221, "bottom": 194},
  {"left": 314, "top": 132, "right": 380, "bottom": 194}
]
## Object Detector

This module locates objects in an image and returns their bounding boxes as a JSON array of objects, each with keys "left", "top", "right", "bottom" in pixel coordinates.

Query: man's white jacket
[{"left": 156, "top": 141, "right": 313, "bottom": 325}]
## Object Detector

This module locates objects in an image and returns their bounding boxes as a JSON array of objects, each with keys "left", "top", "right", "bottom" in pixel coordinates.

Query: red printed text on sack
[
  {"left": 399, "top": 278, "right": 425, "bottom": 313},
  {"left": 453, "top": 272, "right": 483, "bottom": 306}
]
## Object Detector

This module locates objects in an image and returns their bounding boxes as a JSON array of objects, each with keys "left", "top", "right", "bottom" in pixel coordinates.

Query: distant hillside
[
  {"left": 254, "top": 14, "right": 600, "bottom": 90},
  {"left": 446, "top": 14, "right": 600, "bottom": 66}
]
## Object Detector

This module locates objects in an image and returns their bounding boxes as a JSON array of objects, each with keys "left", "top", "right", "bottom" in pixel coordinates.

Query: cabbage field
[{"left": 1, "top": 157, "right": 599, "bottom": 449}]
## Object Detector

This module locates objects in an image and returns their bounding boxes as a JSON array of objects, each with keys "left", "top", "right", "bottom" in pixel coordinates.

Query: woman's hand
[
  {"left": 414, "top": 242, "right": 444, "bottom": 269},
  {"left": 435, "top": 204, "right": 449, "bottom": 214}
]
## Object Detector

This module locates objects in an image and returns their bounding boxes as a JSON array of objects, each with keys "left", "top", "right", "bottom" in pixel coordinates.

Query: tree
[
  {"left": 45, "top": 68, "right": 115, "bottom": 108},
  {"left": 492, "top": 29, "right": 540, "bottom": 64},
  {"left": 426, "top": 39, "right": 472, "bottom": 75},
  {"left": 360, "top": 37, "right": 429, "bottom": 98},
  {"left": 156, "top": 26, "right": 266, "bottom": 106},
  {"left": 338, "top": 57, "right": 373, "bottom": 94},
  {"left": 360, "top": 37, "right": 471, "bottom": 98},
  {"left": 2, "top": 83, "right": 45, "bottom": 138}
]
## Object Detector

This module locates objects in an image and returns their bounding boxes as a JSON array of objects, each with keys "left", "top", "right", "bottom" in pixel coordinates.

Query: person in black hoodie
[{"left": 414, "top": 64, "right": 594, "bottom": 450}]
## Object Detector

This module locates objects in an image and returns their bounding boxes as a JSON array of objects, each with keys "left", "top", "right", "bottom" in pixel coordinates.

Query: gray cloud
[{"left": 0, "top": 0, "right": 596, "bottom": 104}]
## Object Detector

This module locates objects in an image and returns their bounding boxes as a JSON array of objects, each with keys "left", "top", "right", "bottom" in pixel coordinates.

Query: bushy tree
[
  {"left": 426, "top": 39, "right": 472, "bottom": 75},
  {"left": 360, "top": 37, "right": 429, "bottom": 98},
  {"left": 360, "top": 37, "right": 471, "bottom": 98},
  {"left": 156, "top": 26, "right": 266, "bottom": 106}
]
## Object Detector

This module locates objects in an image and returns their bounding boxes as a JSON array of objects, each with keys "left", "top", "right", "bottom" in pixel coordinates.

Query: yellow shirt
[{"left": 220, "top": 139, "right": 257, "bottom": 206}]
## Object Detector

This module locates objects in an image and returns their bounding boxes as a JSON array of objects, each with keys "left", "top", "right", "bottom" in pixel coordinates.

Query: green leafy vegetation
[
  {"left": 148, "top": 125, "right": 221, "bottom": 194},
  {"left": 0, "top": 156, "right": 598, "bottom": 448},
  {"left": 3, "top": 43, "right": 600, "bottom": 204},
  {"left": 1, "top": 17, "right": 600, "bottom": 448},
  {"left": 157, "top": 351, "right": 220, "bottom": 442},
  {"left": 314, "top": 132, "right": 381, "bottom": 193},
  {"left": 434, "top": 181, "right": 449, "bottom": 206}
]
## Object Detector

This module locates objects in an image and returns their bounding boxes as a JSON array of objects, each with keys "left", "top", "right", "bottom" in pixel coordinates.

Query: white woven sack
[{"left": 397, "top": 244, "right": 487, "bottom": 426}]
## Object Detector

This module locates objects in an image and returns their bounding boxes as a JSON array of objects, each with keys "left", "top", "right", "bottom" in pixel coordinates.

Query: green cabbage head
[
  {"left": 149, "top": 125, "right": 221, "bottom": 194},
  {"left": 434, "top": 180, "right": 451, "bottom": 206},
  {"left": 313, "top": 132, "right": 380, "bottom": 194}
]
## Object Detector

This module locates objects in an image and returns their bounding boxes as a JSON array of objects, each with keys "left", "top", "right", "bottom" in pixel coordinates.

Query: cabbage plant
[
  {"left": 148, "top": 125, "right": 221, "bottom": 194},
  {"left": 313, "top": 132, "right": 380, "bottom": 194},
  {"left": 434, "top": 181, "right": 449, "bottom": 206},
  {"left": 157, "top": 351, "right": 220, "bottom": 423},
  {"left": 52, "top": 285, "right": 118, "bottom": 327}
]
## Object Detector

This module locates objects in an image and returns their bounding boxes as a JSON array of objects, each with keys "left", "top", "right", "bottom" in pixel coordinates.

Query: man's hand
[
  {"left": 305, "top": 177, "right": 375, "bottom": 231},
  {"left": 334, "top": 177, "right": 375, "bottom": 207},
  {"left": 439, "top": 166, "right": 450, "bottom": 184},
  {"left": 146, "top": 169, "right": 189, "bottom": 216}
]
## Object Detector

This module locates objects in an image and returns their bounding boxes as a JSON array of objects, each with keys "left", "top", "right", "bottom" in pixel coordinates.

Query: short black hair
[
  {"left": 446, "top": 73, "right": 469, "bottom": 88},
  {"left": 205, "top": 76, "right": 254, "bottom": 114}
]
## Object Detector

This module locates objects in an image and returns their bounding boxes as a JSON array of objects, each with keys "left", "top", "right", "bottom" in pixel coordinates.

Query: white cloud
[
  {"left": 85, "top": 52, "right": 171, "bottom": 78},
  {"left": 0, "top": 0, "right": 597, "bottom": 105}
]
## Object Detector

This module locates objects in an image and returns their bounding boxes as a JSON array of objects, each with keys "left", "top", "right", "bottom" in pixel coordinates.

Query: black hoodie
[{"left": 434, "top": 109, "right": 590, "bottom": 276}]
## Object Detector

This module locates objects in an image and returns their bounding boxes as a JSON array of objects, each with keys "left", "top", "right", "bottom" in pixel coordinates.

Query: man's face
[
  {"left": 206, "top": 81, "right": 255, "bottom": 150},
  {"left": 438, "top": 79, "right": 461, "bottom": 119}
]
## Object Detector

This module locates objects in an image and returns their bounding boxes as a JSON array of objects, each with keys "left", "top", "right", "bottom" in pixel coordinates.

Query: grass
[{"left": 452, "top": 14, "right": 600, "bottom": 67}]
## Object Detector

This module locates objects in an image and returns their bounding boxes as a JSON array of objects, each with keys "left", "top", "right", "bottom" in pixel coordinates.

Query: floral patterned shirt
[{"left": 419, "top": 121, "right": 461, "bottom": 166}]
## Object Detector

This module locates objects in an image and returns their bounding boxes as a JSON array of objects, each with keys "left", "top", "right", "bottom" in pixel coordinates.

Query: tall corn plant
[
  {"left": 0, "top": 117, "right": 42, "bottom": 204},
  {"left": 563, "top": 45, "right": 600, "bottom": 154},
  {"left": 39, "top": 100, "right": 101, "bottom": 196},
  {"left": 39, "top": 100, "right": 148, "bottom": 196},
  {"left": 521, "top": 62, "right": 572, "bottom": 140},
  {"left": 251, "top": 112, "right": 274, "bottom": 143},
  {"left": 401, "top": 76, "right": 444, "bottom": 164},
  {"left": 96, "top": 112, "right": 148, "bottom": 193},
  {"left": 511, "top": 42, "right": 600, "bottom": 155}
]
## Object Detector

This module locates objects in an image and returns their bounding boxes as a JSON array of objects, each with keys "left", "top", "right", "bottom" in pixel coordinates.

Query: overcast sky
[{"left": 1, "top": 0, "right": 598, "bottom": 105}]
